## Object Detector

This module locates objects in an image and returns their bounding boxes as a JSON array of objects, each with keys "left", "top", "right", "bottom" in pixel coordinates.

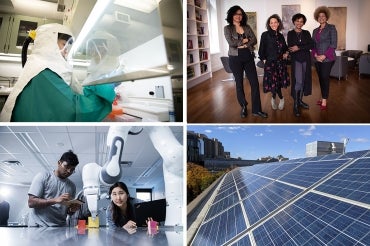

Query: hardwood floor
[{"left": 187, "top": 67, "right": 370, "bottom": 123}]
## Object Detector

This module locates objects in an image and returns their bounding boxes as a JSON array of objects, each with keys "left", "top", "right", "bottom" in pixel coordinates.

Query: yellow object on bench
[{"left": 88, "top": 216, "right": 99, "bottom": 228}]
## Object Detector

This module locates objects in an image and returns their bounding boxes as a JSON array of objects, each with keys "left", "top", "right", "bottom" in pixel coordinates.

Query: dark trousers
[
  {"left": 294, "top": 61, "right": 307, "bottom": 91},
  {"left": 315, "top": 61, "right": 334, "bottom": 99},
  {"left": 229, "top": 48, "right": 262, "bottom": 113}
]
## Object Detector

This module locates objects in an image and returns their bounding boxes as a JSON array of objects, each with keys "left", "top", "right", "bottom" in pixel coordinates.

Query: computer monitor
[{"left": 134, "top": 199, "right": 166, "bottom": 227}]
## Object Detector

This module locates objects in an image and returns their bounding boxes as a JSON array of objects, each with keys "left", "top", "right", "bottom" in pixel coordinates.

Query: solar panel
[
  {"left": 320, "top": 153, "right": 342, "bottom": 160},
  {"left": 236, "top": 176, "right": 272, "bottom": 198},
  {"left": 340, "top": 150, "right": 369, "bottom": 159},
  {"left": 192, "top": 203, "right": 247, "bottom": 246},
  {"left": 315, "top": 158, "right": 370, "bottom": 204},
  {"left": 242, "top": 181, "right": 302, "bottom": 225},
  {"left": 277, "top": 159, "right": 348, "bottom": 188},
  {"left": 234, "top": 192, "right": 370, "bottom": 246},
  {"left": 307, "top": 155, "right": 325, "bottom": 161},
  {"left": 259, "top": 162, "right": 302, "bottom": 179},
  {"left": 190, "top": 149, "right": 370, "bottom": 246},
  {"left": 205, "top": 191, "right": 239, "bottom": 220}
]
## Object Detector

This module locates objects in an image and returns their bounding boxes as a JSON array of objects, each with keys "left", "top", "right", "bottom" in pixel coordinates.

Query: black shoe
[
  {"left": 299, "top": 101, "right": 309, "bottom": 109},
  {"left": 241, "top": 106, "right": 248, "bottom": 118},
  {"left": 299, "top": 90, "right": 309, "bottom": 109},
  {"left": 252, "top": 111, "right": 268, "bottom": 118},
  {"left": 294, "top": 103, "right": 301, "bottom": 117}
]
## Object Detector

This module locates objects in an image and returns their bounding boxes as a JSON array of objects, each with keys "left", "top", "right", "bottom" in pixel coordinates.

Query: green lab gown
[{"left": 11, "top": 69, "right": 115, "bottom": 122}]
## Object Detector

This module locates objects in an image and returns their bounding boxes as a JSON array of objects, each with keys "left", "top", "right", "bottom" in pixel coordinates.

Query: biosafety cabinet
[{"left": 65, "top": 0, "right": 182, "bottom": 122}]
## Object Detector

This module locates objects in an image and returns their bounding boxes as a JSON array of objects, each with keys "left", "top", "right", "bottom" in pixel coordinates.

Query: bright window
[
  {"left": 207, "top": 0, "right": 220, "bottom": 54},
  {"left": 136, "top": 188, "right": 152, "bottom": 201}
]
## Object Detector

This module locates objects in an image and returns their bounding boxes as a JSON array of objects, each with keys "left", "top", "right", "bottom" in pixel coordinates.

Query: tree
[{"left": 187, "top": 162, "right": 224, "bottom": 203}]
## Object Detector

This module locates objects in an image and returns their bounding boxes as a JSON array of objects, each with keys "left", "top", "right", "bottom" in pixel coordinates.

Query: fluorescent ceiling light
[
  {"left": 0, "top": 187, "right": 11, "bottom": 197},
  {"left": 114, "top": 0, "right": 159, "bottom": 13},
  {"left": 69, "top": 0, "right": 112, "bottom": 58}
]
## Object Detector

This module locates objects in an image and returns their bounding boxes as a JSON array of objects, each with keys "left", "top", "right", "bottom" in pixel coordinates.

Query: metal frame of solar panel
[{"left": 190, "top": 150, "right": 370, "bottom": 246}]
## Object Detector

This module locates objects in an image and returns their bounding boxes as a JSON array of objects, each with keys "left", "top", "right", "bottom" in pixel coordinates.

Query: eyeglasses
[{"left": 59, "top": 161, "right": 76, "bottom": 173}]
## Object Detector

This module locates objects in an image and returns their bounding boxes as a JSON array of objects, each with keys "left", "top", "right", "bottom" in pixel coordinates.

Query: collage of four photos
[{"left": 0, "top": 0, "right": 370, "bottom": 245}]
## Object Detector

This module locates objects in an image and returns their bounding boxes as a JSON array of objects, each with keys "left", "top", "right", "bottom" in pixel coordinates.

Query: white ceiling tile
[{"left": 0, "top": 126, "right": 183, "bottom": 192}]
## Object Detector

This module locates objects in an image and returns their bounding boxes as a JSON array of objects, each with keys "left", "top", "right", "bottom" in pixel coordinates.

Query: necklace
[{"left": 296, "top": 31, "right": 302, "bottom": 42}]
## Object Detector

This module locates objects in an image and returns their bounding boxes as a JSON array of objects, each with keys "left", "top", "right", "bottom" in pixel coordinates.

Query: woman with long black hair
[
  {"left": 106, "top": 182, "right": 137, "bottom": 231},
  {"left": 224, "top": 5, "right": 267, "bottom": 119}
]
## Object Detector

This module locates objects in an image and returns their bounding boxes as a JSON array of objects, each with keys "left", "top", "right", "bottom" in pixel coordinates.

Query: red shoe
[
  {"left": 316, "top": 100, "right": 322, "bottom": 105},
  {"left": 320, "top": 104, "right": 327, "bottom": 110}
]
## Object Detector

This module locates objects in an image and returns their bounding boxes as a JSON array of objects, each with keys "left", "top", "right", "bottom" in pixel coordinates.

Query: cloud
[
  {"left": 299, "top": 125, "right": 316, "bottom": 136},
  {"left": 216, "top": 126, "right": 248, "bottom": 134},
  {"left": 255, "top": 133, "right": 264, "bottom": 137},
  {"left": 265, "top": 126, "right": 273, "bottom": 132},
  {"left": 228, "top": 126, "right": 241, "bottom": 130},
  {"left": 204, "top": 129, "right": 212, "bottom": 133},
  {"left": 351, "top": 138, "right": 369, "bottom": 143}
]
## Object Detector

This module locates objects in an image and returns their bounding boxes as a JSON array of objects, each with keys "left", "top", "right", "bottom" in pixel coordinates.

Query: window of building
[
  {"left": 207, "top": 0, "right": 220, "bottom": 54},
  {"left": 136, "top": 188, "right": 152, "bottom": 201}
]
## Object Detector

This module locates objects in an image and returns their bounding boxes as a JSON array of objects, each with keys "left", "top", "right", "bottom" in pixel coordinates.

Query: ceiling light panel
[{"left": 114, "top": 0, "right": 158, "bottom": 13}]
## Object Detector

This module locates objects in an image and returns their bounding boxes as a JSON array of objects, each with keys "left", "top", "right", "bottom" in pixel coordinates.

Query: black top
[
  {"left": 287, "top": 29, "right": 313, "bottom": 62},
  {"left": 106, "top": 201, "right": 136, "bottom": 228},
  {"left": 259, "top": 30, "right": 288, "bottom": 61}
]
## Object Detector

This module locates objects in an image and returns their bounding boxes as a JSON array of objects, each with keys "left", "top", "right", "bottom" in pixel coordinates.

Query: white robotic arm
[
  {"left": 146, "top": 126, "right": 183, "bottom": 226},
  {"left": 82, "top": 126, "right": 183, "bottom": 226},
  {"left": 82, "top": 126, "right": 139, "bottom": 218}
]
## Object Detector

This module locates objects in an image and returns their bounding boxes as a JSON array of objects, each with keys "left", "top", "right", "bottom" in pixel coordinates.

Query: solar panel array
[{"left": 190, "top": 150, "right": 370, "bottom": 246}]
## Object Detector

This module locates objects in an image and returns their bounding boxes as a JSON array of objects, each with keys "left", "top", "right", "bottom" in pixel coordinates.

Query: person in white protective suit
[{"left": 0, "top": 23, "right": 115, "bottom": 122}]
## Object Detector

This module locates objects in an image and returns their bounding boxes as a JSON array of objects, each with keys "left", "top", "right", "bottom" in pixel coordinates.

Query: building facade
[
  {"left": 187, "top": 131, "right": 226, "bottom": 164},
  {"left": 306, "top": 141, "right": 345, "bottom": 157}
]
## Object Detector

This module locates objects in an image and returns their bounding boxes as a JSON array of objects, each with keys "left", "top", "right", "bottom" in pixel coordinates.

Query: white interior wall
[
  {"left": 357, "top": 0, "right": 370, "bottom": 52},
  {"left": 212, "top": 0, "right": 368, "bottom": 72}
]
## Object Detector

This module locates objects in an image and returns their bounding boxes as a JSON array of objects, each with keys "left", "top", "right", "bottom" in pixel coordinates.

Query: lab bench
[{"left": 0, "top": 226, "right": 183, "bottom": 246}]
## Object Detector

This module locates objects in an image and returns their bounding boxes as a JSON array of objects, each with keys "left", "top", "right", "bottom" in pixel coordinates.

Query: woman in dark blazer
[
  {"left": 288, "top": 13, "right": 313, "bottom": 117},
  {"left": 312, "top": 6, "right": 337, "bottom": 110},
  {"left": 224, "top": 5, "right": 267, "bottom": 118},
  {"left": 258, "top": 14, "right": 290, "bottom": 111}
]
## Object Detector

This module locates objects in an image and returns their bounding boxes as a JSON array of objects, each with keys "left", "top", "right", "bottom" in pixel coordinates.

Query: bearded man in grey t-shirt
[{"left": 28, "top": 150, "right": 81, "bottom": 227}]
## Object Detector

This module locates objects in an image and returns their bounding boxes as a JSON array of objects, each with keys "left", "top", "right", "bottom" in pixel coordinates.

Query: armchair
[
  {"left": 330, "top": 56, "right": 348, "bottom": 80},
  {"left": 341, "top": 50, "right": 363, "bottom": 68},
  {"left": 220, "top": 56, "right": 234, "bottom": 82},
  {"left": 359, "top": 53, "right": 370, "bottom": 78}
]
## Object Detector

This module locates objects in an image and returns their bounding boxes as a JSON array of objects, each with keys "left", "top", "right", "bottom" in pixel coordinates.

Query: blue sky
[{"left": 187, "top": 125, "right": 370, "bottom": 160}]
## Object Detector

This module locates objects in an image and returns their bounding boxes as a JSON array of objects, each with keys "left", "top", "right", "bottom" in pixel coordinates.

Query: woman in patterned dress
[{"left": 259, "top": 14, "right": 290, "bottom": 111}]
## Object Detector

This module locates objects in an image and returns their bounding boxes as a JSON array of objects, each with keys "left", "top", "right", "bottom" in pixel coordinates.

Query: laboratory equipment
[{"left": 81, "top": 126, "right": 183, "bottom": 226}]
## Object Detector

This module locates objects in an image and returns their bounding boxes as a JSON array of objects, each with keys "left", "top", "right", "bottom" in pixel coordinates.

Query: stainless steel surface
[
  {"left": 82, "top": 65, "right": 171, "bottom": 86},
  {"left": 0, "top": 226, "right": 184, "bottom": 246}
]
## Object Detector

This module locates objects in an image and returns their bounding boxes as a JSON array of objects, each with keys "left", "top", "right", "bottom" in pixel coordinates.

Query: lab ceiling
[
  {"left": 191, "top": 150, "right": 370, "bottom": 245},
  {"left": 0, "top": 125, "right": 183, "bottom": 191}
]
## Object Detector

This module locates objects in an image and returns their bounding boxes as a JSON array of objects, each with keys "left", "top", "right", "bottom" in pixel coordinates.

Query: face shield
[
  {"left": 83, "top": 31, "right": 124, "bottom": 85},
  {"left": 86, "top": 38, "right": 109, "bottom": 66},
  {"left": 58, "top": 34, "right": 74, "bottom": 60}
]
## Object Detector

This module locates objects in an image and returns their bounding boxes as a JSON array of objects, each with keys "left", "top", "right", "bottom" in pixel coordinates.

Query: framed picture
[
  {"left": 328, "top": 7, "right": 347, "bottom": 50},
  {"left": 246, "top": 12, "right": 257, "bottom": 48},
  {"left": 246, "top": 12, "right": 257, "bottom": 36},
  {"left": 281, "top": 5, "right": 301, "bottom": 40}
]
